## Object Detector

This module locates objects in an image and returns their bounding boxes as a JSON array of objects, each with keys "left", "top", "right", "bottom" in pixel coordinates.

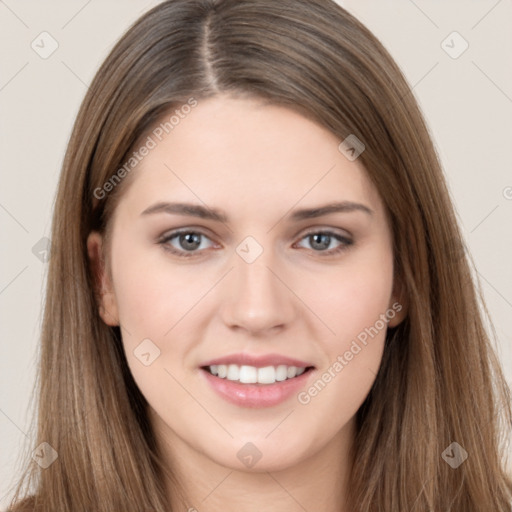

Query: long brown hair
[{"left": 8, "top": 0, "right": 511, "bottom": 510}]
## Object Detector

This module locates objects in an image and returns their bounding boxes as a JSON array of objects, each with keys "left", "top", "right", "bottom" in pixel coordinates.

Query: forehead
[{"left": 117, "top": 96, "right": 383, "bottom": 220}]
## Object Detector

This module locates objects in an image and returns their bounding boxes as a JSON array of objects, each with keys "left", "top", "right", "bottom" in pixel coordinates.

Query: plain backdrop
[{"left": 1, "top": 0, "right": 511, "bottom": 506}]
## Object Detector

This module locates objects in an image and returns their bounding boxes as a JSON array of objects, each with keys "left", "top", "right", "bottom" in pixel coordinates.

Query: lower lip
[{"left": 200, "top": 368, "right": 314, "bottom": 408}]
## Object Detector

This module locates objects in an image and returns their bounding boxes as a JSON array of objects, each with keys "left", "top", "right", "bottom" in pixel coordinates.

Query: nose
[{"left": 220, "top": 249, "right": 296, "bottom": 336}]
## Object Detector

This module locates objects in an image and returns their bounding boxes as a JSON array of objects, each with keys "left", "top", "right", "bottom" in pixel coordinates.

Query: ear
[
  {"left": 387, "top": 274, "right": 408, "bottom": 328},
  {"left": 86, "top": 231, "right": 119, "bottom": 326}
]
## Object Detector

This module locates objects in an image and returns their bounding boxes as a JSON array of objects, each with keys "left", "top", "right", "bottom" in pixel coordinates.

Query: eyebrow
[{"left": 140, "top": 200, "right": 373, "bottom": 222}]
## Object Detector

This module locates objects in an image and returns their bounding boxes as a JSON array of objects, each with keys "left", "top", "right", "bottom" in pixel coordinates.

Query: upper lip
[{"left": 200, "top": 353, "right": 314, "bottom": 369}]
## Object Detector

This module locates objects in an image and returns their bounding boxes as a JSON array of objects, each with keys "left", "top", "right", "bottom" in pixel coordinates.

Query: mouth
[
  {"left": 201, "top": 364, "right": 315, "bottom": 385},
  {"left": 199, "top": 353, "right": 316, "bottom": 407},
  {"left": 199, "top": 354, "right": 317, "bottom": 408}
]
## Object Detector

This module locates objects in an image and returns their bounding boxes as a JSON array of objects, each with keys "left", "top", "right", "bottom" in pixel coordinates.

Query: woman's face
[{"left": 88, "top": 95, "right": 404, "bottom": 473}]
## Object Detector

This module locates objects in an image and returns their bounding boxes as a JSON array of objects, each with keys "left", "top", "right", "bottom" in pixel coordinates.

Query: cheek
[
  {"left": 306, "top": 247, "right": 395, "bottom": 344},
  {"left": 110, "top": 242, "right": 203, "bottom": 340},
  {"left": 297, "top": 264, "right": 393, "bottom": 418},
  {"left": 108, "top": 242, "right": 216, "bottom": 397},
  {"left": 108, "top": 245, "right": 204, "bottom": 411},
  {"left": 300, "top": 241, "right": 394, "bottom": 407}
]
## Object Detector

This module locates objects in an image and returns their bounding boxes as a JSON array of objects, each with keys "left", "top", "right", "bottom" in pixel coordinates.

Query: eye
[
  {"left": 294, "top": 230, "right": 353, "bottom": 255},
  {"left": 158, "top": 229, "right": 216, "bottom": 257},
  {"left": 158, "top": 228, "right": 353, "bottom": 258}
]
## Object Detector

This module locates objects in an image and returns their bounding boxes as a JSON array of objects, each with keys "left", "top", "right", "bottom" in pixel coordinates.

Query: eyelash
[{"left": 157, "top": 228, "right": 354, "bottom": 258}]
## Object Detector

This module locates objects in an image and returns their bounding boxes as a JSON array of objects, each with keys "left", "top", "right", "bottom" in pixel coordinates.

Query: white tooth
[
  {"left": 217, "top": 365, "right": 227, "bottom": 378},
  {"left": 239, "top": 365, "right": 257, "bottom": 383},
  {"left": 257, "top": 366, "right": 276, "bottom": 384},
  {"left": 212, "top": 364, "right": 304, "bottom": 383},
  {"left": 227, "top": 364, "right": 240, "bottom": 381},
  {"left": 275, "top": 365, "right": 288, "bottom": 381},
  {"left": 287, "top": 366, "right": 298, "bottom": 378}
]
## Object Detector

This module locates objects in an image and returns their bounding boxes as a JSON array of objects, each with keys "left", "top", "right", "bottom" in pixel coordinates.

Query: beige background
[{"left": 1, "top": 0, "right": 511, "bottom": 505}]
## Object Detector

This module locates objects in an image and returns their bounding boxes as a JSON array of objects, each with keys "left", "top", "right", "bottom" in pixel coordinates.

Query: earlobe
[{"left": 86, "top": 231, "right": 119, "bottom": 326}]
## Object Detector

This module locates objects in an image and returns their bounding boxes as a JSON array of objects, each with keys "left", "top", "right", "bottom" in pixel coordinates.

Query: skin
[{"left": 88, "top": 95, "right": 406, "bottom": 512}]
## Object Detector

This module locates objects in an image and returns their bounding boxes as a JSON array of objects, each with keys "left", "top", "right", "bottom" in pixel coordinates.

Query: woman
[{"left": 8, "top": 0, "right": 511, "bottom": 510}]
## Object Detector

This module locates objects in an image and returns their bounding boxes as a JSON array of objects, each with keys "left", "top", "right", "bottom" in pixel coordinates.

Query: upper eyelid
[
  {"left": 159, "top": 226, "right": 352, "bottom": 241},
  {"left": 297, "top": 226, "right": 352, "bottom": 238},
  {"left": 158, "top": 226, "right": 216, "bottom": 242}
]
